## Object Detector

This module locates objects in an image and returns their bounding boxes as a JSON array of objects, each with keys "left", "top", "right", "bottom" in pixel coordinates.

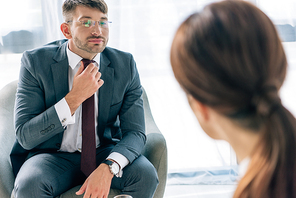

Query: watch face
[{"left": 111, "top": 163, "right": 120, "bottom": 174}]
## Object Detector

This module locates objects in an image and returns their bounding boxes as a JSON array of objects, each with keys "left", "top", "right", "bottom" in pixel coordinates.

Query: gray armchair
[{"left": 0, "top": 80, "right": 167, "bottom": 198}]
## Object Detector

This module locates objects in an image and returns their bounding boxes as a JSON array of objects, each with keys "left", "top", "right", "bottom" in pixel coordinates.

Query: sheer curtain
[
  {"left": 41, "top": 0, "right": 64, "bottom": 43},
  {"left": 0, "top": 0, "right": 296, "bottom": 187}
]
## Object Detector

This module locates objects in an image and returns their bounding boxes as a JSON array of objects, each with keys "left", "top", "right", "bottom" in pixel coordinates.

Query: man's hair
[{"left": 62, "top": 0, "right": 108, "bottom": 22}]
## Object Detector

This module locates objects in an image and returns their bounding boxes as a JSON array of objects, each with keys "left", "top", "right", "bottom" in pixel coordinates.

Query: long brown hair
[{"left": 170, "top": 1, "right": 296, "bottom": 197}]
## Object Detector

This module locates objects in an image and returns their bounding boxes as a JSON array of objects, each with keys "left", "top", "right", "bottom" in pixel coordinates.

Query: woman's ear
[
  {"left": 60, "top": 23, "right": 72, "bottom": 39},
  {"left": 187, "top": 94, "right": 221, "bottom": 139},
  {"left": 187, "top": 94, "right": 210, "bottom": 122}
]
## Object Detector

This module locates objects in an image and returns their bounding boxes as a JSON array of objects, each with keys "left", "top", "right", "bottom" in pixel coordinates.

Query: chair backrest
[{"left": 0, "top": 80, "right": 18, "bottom": 198}]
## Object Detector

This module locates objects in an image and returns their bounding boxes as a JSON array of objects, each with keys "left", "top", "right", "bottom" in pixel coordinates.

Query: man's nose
[{"left": 91, "top": 22, "right": 102, "bottom": 35}]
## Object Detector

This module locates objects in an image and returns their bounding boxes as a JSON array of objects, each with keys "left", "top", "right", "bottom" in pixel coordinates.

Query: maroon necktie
[{"left": 81, "top": 59, "right": 96, "bottom": 177}]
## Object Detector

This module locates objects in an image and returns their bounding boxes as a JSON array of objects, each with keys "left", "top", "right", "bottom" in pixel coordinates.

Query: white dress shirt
[{"left": 54, "top": 45, "right": 128, "bottom": 176}]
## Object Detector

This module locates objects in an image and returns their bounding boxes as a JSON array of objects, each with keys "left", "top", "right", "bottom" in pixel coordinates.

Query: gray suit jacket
[{"left": 10, "top": 39, "right": 146, "bottom": 176}]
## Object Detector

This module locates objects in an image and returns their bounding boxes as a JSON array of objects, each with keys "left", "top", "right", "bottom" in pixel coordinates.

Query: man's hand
[
  {"left": 65, "top": 61, "right": 104, "bottom": 115},
  {"left": 76, "top": 163, "right": 114, "bottom": 198}
]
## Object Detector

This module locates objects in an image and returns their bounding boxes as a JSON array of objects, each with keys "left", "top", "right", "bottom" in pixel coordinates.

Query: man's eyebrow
[
  {"left": 78, "top": 16, "right": 92, "bottom": 20},
  {"left": 78, "top": 16, "right": 109, "bottom": 21},
  {"left": 101, "top": 16, "right": 108, "bottom": 20}
]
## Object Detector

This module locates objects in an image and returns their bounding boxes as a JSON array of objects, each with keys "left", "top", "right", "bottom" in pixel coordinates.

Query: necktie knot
[{"left": 81, "top": 59, "right": 96, "bottom": 69}]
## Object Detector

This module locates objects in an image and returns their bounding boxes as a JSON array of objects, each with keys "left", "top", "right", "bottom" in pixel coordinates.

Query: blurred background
[{"left": 0, "top": 0, "right": 295, "bottom": 197}]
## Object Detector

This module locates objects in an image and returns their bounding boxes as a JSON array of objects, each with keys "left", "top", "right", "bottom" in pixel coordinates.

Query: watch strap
[
  {"left": 102, "top": 159, "right": 113, "bottom": 166},
  {"left": 102, "top": 159, "right": 120, "bottom": 177}
]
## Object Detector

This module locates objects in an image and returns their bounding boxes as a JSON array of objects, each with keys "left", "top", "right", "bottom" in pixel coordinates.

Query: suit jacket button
[
  {"left": 56, "top": 143, "right": 61, "bottom": 147},
  {"left": 40, "top": 130, "right": 45, "bottom": 135}
]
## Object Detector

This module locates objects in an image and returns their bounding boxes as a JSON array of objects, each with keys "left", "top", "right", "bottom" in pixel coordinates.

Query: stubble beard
[{"left": 74, "top": 36, "right": 108, "bottom": 54}]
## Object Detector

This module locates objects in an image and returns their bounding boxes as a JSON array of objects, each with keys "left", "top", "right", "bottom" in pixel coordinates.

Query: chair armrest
[
  {"left": 142, "top": 133, "right": 167, "bottom": 198},
  {"left": 0, "top": 80, "right": 18, "bottom": 198},
  {"left": 142, "top": 87, "right": 168, "bottom": 198}
]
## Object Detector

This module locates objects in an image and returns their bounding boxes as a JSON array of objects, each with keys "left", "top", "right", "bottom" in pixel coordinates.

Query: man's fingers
[
  {"left": 95, "top": 71, "right": 102, "bottom": 79},
  {"left": 98, "top": 79, "right": 104, "bottom": 87},
  {"left": 83, "top": 62, "right": 98, "bottom": 74},
  {"left": 90, "top": 64, "right": 99, "bottom": 74},
  {"left": 75, "top": 63, "right": 85, "bottom": 77},
  {"left": 76, "top": 180, "right": 87, "bottom": 195}
]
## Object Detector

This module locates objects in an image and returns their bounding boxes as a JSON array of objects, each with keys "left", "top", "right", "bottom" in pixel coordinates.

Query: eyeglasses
[{"left": 67, "top": 20, "right": 112, "bottom": 29}]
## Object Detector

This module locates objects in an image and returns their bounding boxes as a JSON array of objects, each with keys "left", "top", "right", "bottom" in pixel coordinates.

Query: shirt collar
[{"left": 66, "top": 44, "right": 101, "bottom": 69}]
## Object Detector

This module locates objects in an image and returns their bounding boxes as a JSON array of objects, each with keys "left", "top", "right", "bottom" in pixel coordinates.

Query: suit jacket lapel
[
  {"left": 51, "top": 42, "right": 69, "bottom": 102},
  {"left": 98, "top": 51, "right": 114, "bottom": 141}
]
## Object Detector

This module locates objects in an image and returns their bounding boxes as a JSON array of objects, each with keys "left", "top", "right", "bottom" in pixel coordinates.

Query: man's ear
[
  {"left": 60, "top": 23, "right": 72, "bottom": 39},
  {"left": 187, "top": 94, "right": 210, "bottom": 122}
]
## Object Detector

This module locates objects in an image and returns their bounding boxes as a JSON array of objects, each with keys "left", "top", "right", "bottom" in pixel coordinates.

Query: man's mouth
[{"left": 88, "top": 38, "right": 104, "bottom": 44}]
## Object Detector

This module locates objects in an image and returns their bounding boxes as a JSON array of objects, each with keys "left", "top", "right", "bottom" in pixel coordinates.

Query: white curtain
[{"left": 41, "top": 0, "right": 65, "bottom": 43}]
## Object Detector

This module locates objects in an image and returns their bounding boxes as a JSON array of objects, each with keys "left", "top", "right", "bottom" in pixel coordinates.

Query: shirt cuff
[
  {"left": 54, "top": 98, "right": 75, "bottom": 128},
  {"left": 107, "top": 152, "right": 129, "bottom": 177}
]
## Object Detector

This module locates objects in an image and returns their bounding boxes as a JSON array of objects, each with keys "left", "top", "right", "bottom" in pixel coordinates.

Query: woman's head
[
  {"left": 171, "top": 1, "right": 296, "bottom": 197},
  {"left": 171, "top": 0, "right": 286, "bottom": 131}
]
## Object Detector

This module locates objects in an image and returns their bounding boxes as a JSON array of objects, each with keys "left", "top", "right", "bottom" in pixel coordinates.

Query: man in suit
[{"left": 10, "top": 0, "right": 158, "bottom": 197}]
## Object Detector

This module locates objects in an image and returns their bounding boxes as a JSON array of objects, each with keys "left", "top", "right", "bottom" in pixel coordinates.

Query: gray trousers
[{"left": 13, "top": 144, "right": 158, "bottom": 198}]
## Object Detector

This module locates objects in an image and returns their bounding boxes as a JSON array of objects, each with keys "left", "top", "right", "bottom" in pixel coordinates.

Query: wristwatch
[{"left": 102, "top": 159, "right": 120, "bottom": 177}]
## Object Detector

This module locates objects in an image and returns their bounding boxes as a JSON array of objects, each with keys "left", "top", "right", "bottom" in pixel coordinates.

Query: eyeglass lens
[{"left": 82, "top": 20, "right": 110, "bottom": 28}]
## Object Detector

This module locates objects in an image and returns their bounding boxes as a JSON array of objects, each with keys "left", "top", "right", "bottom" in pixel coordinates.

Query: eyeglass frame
[{"left": 67, "top": 19, "right": 112, "bottom": 29}]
